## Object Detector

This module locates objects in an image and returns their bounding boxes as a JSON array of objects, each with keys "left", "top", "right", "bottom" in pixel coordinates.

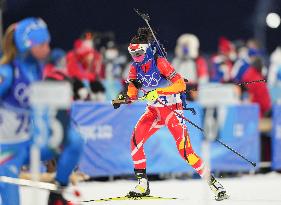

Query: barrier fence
[{"left": 71, "top": 102, "right": 261, "bottom": 176}]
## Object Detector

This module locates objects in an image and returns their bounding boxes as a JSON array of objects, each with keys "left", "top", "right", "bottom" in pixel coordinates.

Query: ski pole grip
[{"left": 112, "top": 99, "right": 127, "bottom": 104}]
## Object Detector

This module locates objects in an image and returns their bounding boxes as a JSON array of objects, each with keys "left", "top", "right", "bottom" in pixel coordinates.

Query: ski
[{"left": 82, "top": 195, "right": 178, "bottom": 202}]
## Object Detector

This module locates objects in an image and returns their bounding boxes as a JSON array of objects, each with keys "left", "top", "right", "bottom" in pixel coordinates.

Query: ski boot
[
  {"left": 208, "top": 175, "right": 229, "bottom": 201},
  {"left": 48, "top": 191, "right": 72, "bottom": 205},
  {"left": 48, "top": 182, "right": 73, "bottom": 205},
  {"left": 127, "top": 169, "right": 150, "bottom": 197}
]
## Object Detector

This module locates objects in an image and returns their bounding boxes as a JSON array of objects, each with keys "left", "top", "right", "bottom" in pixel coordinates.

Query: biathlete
[
  {"left": 0, "top": 18, "right": 84, "bottom": 205},
  {"left": 114, "top": 28, "right": 229, "bottom": 201}
]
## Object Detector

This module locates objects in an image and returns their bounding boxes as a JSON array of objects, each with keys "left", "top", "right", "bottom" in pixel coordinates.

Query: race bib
[
  {"left": 0, "top": 108, "right": 30, "bottom": 143},
  {"left": 148, "top": 94, "right": 182, "bottom": 107}
]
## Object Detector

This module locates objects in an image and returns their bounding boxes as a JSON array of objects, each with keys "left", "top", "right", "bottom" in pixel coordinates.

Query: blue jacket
[{"left": 0, "top": 54, "right": 43, "bottom": 110}]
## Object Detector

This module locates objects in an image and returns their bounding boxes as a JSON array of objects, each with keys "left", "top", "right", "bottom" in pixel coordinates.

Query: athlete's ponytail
[
  {"left": 137, "top": 27, "right": 154, "bottom": 42},
  {"left": 130, "top": 27, "right": 154, "bottom": 44},
  {"left": 0, "top": 23, "right": 18, "bottom": 65}
]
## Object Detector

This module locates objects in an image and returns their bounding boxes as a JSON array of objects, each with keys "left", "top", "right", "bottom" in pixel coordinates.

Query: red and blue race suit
[{"left": 127, "top": 56, "right": 208, "bottom": 177}]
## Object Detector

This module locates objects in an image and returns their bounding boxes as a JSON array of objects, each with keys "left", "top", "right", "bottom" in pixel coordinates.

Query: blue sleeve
[
  {"left": 233, "top": 61, "right": 250, "bottom": 82},
  {"left": 0, "top": 64, "right": 13, "bottom": 97}
]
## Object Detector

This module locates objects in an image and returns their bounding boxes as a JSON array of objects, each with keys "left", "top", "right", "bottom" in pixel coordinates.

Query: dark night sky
[{"left": 3, "top": 0, "right": 281, "bottom": 53}]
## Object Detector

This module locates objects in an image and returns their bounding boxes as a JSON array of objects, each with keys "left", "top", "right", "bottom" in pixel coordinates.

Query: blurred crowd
[{"left": 39, "top": 30, "right": 281, "bottom": 118}]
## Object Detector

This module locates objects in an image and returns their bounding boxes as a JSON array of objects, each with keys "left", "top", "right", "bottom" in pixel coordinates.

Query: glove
[
  {"left": 117, "top": 93, "right": 126, "bottom": 100},
  {"left": 140, "top": 89, "right": 159, "bottom": 102},
  {"left": 184, "top": 107, "right": 197, "bottom": 115},
  {"left": 113, "top": 103, "right": 121, "bottom": 109},
  {"left": 112, "top": 93, "right": 130, "bottom": 109}
]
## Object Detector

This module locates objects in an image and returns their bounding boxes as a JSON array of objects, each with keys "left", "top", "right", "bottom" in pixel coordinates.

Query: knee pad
[
  {"left": 177, "top": 137, "right": 199, "bottom": 165},
  {"left": 186, "top": 153, "right": 200, "bottom": 165},
  {"left": 178, "top": 137, "right": 191, "bottom": 151}
]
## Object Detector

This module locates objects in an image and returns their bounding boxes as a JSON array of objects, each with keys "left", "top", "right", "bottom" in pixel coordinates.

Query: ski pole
[
  {"left": 134, "top": 8, "right": 166, "bottom": 57},
  {"left": 188, "top": 79, "right": 267, "bottom": 92}
]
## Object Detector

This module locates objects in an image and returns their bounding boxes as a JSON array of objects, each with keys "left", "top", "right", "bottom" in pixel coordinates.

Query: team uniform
[
  {"left": 124, "top": 41, "right": 229, "bottom": 201},
  {"left": 127, "top": 57, "right": 206, "bottom": 174},
  {"left": 0, "top": 18, "right": 83, "bottom": 205}
]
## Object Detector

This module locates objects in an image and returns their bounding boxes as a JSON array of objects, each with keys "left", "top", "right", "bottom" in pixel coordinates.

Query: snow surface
[{"left": 20, "top": 172, "right": 281, "bottom": 205}]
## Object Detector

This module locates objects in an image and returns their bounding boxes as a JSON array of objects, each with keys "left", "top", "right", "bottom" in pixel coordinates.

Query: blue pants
[{"left": 0, "top": 127, "right": 84, "bottom": 205}]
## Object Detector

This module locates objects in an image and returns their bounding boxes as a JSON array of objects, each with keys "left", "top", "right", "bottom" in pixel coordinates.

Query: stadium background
[{"left": 0, "top": 0, "right": 281, "bottom": 204}]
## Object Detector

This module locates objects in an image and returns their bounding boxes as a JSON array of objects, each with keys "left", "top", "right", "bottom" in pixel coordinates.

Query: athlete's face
[
  {"left": 30, "top": 42, "right": 50, "bottom": 60},
  {"left": 132, "top": 54, "right": 145, "bottom": 62},
  {"left": 128, "top": 44, "right": 148, "bottom": 63}
]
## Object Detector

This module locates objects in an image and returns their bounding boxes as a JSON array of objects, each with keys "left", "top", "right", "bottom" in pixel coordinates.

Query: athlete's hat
[{"left": 14, "top": 17, "right": 50, "bottom": 53}]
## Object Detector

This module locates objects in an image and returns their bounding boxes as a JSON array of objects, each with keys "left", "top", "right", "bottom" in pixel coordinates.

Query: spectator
[
  {"left": 103, "top": 41, "right": 126, "bottom": 99},
  {"left": 246, "top": 39, "right": 267, "bottom": 76},
  {"left": 66, "top": 33, "right": 106, "bottom": 101},
  {"left": 232, "top": 38, "right": 266, "bottom": 83},
  {"left": 231, "top": 41, "right": 251, "bottom": 83},
  {"left": 247, "top": 38, "right": 262, "bottom": 51},
  {"left": 104, "top": 41, "right": 124, "bottom": 80},
  {"left": 210, "top": 37, "right": 236, "bottom": 82},
  {"left": 43, "top": 48, "right": 68, "bottom": 80},
  {"left": 268, "top": 47, "right": 281, "bottom": 86},
  {"left": 172, "top": 33, "right": 209, "bottom": 84},
  {"left": 241, "top": 58, "right": 272, "bottom": 117},
  {"left": 43, "top": 48, "right": 89, "bottom": 100}
]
